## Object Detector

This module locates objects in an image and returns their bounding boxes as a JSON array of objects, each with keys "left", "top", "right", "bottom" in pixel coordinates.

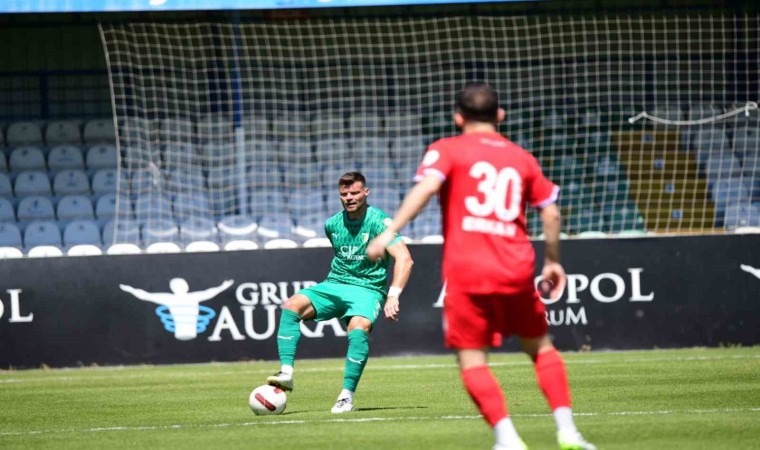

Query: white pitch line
[
  {"left": 1, "top": 353, "right": 759, "bottom": 384},
  {"left": 1, "top": 407, "right": 758, "bottom": 438}
]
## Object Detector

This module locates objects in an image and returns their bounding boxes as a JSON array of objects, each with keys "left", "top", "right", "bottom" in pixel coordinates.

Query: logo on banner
[
  {"left": 740, "top": 264, "right": 760, "bottom": 281},
  {"left": 120, "top": 279, "right": 234, "bottom": 340}
]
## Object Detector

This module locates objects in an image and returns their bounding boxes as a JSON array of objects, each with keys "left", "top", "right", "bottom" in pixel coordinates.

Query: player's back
[{"left": 420, "top": 131, "right": 557, "bottom": 294}]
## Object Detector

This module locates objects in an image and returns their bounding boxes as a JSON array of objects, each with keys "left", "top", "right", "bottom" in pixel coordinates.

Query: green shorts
[{"left": 300, "top": 281, "right": 385, "bottom": 325}]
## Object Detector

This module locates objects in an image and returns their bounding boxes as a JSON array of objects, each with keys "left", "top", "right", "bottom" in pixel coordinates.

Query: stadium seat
[
  {"left": 196, "top": 114, "right": 233, "bottom": 143},
  {"left": 9, "top": 146, "right": 46, "bottom": 172},
  {"left": 0, "top": 246, "right": 23, "bottom": 258},
  {"left": 0, "top": 173, "right": 11, "bottom": 199},
  {"left": 723, "top": 204, "right": 760, "bottom": 230},
  {"left": 223, "top": 239, "right": 259, "bottom": 251},
  {"left": 16, "top": 195, "right": 56, "bottom": 223},
  {"left": 271, "top": 113, "right": 310, "bottom": 138},
  {"left": 279, "top": 139, "right": 314, "bottom": 166},
  {"left": 91, "top": 168, "right": 119, "bottom": 196},
  {"left": 85, "top": 144, "right": 118, "bottom": 170},
  {"left": 353, "top": 137, "right": 390, "bottom": 165},
  {"left": 102, "top": 219, "right": 141, "bottom": 246},
  {"left": 57, "top": 194, "right": 95, "bottom": 222},
  {"left": 691, "top": 127, "right": 731, "bottom": 163},
  {"left": 66, "top": 244, "right": 103, "bottom": 256},
  {"left": 314, "top": 138, "right": 353, "bottom": 165},
  {"left": 711, "top": 177, "right": 751, "bottom": 217},
  {"left": 179, "top": 216, "right": 218, "bottom": 246},
  {"left": 172, "top": 191, "right": 212, "bottom": 221},
  {"left": 53, "top": 169, "right": 91, "bottom": 196},
  {"left": 134, "top": 191, "right": 173, "bottom": 224},
  {"left": 0, "top": 198, "right": 15, "bottom": 223},
  {"left": 362, "top": 163, "right": 398, "bottom": 187},
  {"left": 293, "top": 212, "right": 328, "bottom": 240},
  {"left": 576, "top": 230, "right": 608, "bottom": 238},
  {"left": 348, "top": 112, "right": 383, "bottom": 137},
  {"left": 106, "top": 243, "right": 142, "bottom": 255},
  {"left": 0, "top": 149, "right": 8, "bottom": 172},
  {"left": 63, "top": 219, "right": 102, "bottom": 247},
  {"left": 159, "top": 117, "right": 194, "bottom": 143},
  {"left": 129, "top": 166, "right": 166, "bottom": 194},
  {"left": 83, "top": 118, "right": 116, "bottom": 144},
  {"left": 218, "top": 214, "right": 258, "bottom": 245},
  {"left": 733, "top": 126, "right": 760, "bottom": 161},
  {"left": 166, "top": 167, "right": 206, "bottom": 192},
  {"left": 23, "top": 220, "right": 62, "bottom": 250},
  {"left": 45, "top": 120, "right": 82, "bottom": 146},
  {"left": 703, "top": 153, "right": 742, "bottom": 187},
  {"left": 241, "top": 116, "right": 270, "bottom": 138},
  {"left": 312, "top": 114, "right": 347, "bottom": 139},
  {"left": 6, "top": 121, "right": 43, "bottom": 147},
  {"left": 0, "top": 222, "right": 23, "bottom": 248},
  {"left": 302, "top": 237, "right": 331, "bottom": 248},
  {"left": 263, "top": 238, "right": 299, "bottom": 249},
  {"left": 249, "top": 190, "right": 279, "bottom": 216},
  {"left": 96, "top": 193, "right": 133, "bottom": 222},
  {"left": 47, "top": 145, "right": 85, "bottom": 172},
  {"left": 288, "top": 188, "right": 326, "bottom": 218},
  {"left": 565, "top": 207, "right": 605, "bottom": 235},
  {"left": 185, "top": 240, "right": 221, "bottom": 252},
  {"left": 606, "top": 206, "right": 646, "bottom": 233},
  {"left": 321, "top": 164, "right": 352, "bottom": 189},
  {"left": 257, "top": 212, "right": 294, "bottom": 239},
  {"left": 385, "top": 112, "right": 422, "bottom": 137},
  {"left": 206, "top": 164, "right": 236, "bottom": 190},
  {"left": 390, "top": 135, "right": 426, "bottom": 162},
  {"left": 13, "top": 170, "right": 52, "bottom": 198},
  {"left": 144, "top": 241, "right": 183, "bottom": 254},
  {"left": 26, "top": 245, "right": 64, "bottom": 258},
  {"left": 141, "top": 218, "right": 179, "bottom": 246}
]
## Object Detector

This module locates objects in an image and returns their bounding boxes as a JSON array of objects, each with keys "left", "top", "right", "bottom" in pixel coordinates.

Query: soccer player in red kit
[{"left": 367, "top": 83, "right": 595, "bottom": 450}]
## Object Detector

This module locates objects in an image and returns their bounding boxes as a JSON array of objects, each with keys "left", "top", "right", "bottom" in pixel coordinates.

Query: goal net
[{"left": 99, "top": 14, "right": 759, "bottom": 248}]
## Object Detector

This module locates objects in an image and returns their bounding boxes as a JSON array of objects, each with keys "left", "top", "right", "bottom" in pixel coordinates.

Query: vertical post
[{"left": 232, "top": 12, "right": 248, "bottom": 216}]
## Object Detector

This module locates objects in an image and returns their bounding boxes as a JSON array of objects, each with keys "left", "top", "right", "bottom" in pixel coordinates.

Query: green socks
[
  {"left": 343, "top": 329, "right": 370, "bottom": 391},
  {"left": 276, "top": 309, "right": 302, "bottom": 367}
]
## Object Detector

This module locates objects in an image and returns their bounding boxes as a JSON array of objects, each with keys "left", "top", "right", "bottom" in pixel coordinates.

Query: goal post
[{"left": 99, "top": 14, "right": 760, "bottom": 247}]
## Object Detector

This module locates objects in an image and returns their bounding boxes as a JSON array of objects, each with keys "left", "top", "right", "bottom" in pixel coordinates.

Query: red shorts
[{"left": 443, "top": 289, "right": 548, "bottom": 349}]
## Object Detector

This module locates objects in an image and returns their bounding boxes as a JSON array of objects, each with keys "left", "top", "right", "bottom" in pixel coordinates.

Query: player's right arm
[{"left": 366, "top": 174, "right": 441, "bottom": 260}]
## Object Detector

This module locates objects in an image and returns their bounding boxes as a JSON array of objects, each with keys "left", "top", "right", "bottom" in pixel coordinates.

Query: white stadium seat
[
  {"left": 47, "top": 145, "right": 85, "bottom": 172},
  {"left": 9, "top": 146, "right": 46, "bottom": 172},
  {"left": 83, "top": 118, "right": 116, "bottom": 144},
  {"left": 6, "top": 121, "right": 43, "bottom": 147},
  {"left": 45, "top": 120, "right": 82, "bottom": 146}
]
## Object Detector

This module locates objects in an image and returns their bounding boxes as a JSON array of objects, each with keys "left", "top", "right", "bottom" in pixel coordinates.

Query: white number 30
[{"left": 464, "top": 161, "right": 522, "bottom": 222}]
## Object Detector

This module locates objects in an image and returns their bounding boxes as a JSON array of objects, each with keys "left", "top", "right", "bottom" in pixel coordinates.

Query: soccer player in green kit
[{"left": 267, "top": 171, "right": 414, "bottom": 413}]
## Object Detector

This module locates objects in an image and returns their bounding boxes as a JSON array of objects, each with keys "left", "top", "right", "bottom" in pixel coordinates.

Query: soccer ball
[{"left": 248, "top": 384, "right": 287, "bottom": 415}]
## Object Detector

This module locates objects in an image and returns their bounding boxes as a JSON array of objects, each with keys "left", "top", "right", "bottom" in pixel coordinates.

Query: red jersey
[{"left": 415, "top": 131, "right": 558, "bottom": 294}]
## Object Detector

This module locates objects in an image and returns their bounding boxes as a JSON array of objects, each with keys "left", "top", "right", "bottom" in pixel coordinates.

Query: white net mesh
[{"left": 99, "top": 14, "right": 760, "bottom": 248}]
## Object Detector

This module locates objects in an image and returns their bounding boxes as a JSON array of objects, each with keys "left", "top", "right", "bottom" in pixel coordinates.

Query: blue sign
[{"left": 2, "top": 0, "right": 534, "bottom": 14}]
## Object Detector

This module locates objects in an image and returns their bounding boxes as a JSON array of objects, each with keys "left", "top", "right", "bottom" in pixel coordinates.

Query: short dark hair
[
  {"left": 455, "top": 82, "right": 499, "bottom": 124},
  {"left": 338, "top": 171, "right": 366, "bottom": 187}
]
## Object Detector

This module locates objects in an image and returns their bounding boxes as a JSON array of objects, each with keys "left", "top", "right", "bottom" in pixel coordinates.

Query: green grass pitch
[{"left": 1, "top": 347, "right": 759, "bottom": 450}]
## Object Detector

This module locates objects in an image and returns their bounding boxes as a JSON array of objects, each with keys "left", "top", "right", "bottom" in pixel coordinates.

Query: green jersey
[{"left": 324, "top": 205, "right": 401, "bottom": 294}]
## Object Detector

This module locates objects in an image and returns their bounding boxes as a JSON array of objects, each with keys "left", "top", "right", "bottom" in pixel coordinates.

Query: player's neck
[
  {"left": 461, "top": 122, "right": 498, "bottom": 134},
  {"left": 346, "top": 204, "right": 368, "bottom": 221}
]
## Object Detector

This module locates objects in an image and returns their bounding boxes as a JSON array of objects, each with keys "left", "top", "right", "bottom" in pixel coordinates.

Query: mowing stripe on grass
[
  {"left": 1, "top": 353, "right": 758, "bottom": 385},
  {"left": 1, "top": 407, "right": 758, "bottom": 437}
]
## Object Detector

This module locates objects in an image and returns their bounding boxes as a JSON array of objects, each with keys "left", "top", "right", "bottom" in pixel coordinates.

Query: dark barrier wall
[{"left": 0, "top": 235, "right": 758, "bottom": 368}]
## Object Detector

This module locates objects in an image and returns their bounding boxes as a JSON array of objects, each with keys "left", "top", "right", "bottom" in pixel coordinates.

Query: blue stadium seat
[
  {"left": 6, "top": 121, "right": 43, "bottom": 147},
  {"left": 13, "top": 170, "right": 52, "bottom": 198},
  {"left": 172, "top": 191, "right": 212, "bottom": 221},
  {"left": 45, "top": 120, "right": 82, "bottom": 146},
  {"left": 102, "top": 219, "right": 141, "bottom": 246},
  {"left": 23, "top": 220, "right": 62, "bottom": 250},
  {"left": 56, "top": 194, "right": 95, "bottom": 222},
  {"left": 16, "top": 195, "right": 56, "bottom": 224},
  {"left": 288, "top": 188, "right": 325, "bottom": 217},
  {"left": 141, "top": 218, "right": 179, "bottom": 246},
  {"left": 63, "top": 219, "right": 102, "bottom": 247},
  {"left": 47, "top": 145, "right": 85, "bottom": 172},
  {"left": 0, "top": 198, "right": 15, "bottom": 223},
  {"left": 0, "top": 222, "right": 23, "bottom": 248},
  {"left": 53, "top": 169, "right": 91, "bottom": 196},
  {"left": 179, "top": 216, "right": 218, "bottom": 247},
  {"left": 134, "top": 191, "right": 173, "bottom": 224},
  {"left": 83, "top": 118, "right": 116, "bottom": 144},
  {"left": 85, "top": 144, "right": 118, "bottom": 170},
  {"left": 91, "top": 168, "right": 119, "bottom": 196},
  {"left": 9, "top": 146, "right": 46, "bottom": 172},
  {"left": 0, "top": 173, "right": 12, "bottom": 199},
  {"left": 257, "top": 212, "right": 294, "bottom": 239}
]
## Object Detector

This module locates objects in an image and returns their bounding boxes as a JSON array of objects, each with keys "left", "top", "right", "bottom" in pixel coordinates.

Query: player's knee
[
  {"left": 282, "top": 294, "right": 312, "bottom": 316},
  {"left": 347, "top": 316, "right": 372, "bottom": 333}
]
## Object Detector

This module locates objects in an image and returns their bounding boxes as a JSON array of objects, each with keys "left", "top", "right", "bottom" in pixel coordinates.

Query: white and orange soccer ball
[{"left": 248, "top": 384, "right": 287, "bottom": 415}]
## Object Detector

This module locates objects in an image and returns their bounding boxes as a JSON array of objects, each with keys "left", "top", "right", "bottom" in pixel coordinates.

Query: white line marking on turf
[
  {"left": 1, "top": 407, "right": 758, "bottom": 438},
  {"left": 1, "top": 353, "right": 759, "bottom": 384}
]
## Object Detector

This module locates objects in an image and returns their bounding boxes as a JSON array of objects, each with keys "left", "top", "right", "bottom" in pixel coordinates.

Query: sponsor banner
[{"left": 0, "top": 234, "right": 757, "bottom": 368}]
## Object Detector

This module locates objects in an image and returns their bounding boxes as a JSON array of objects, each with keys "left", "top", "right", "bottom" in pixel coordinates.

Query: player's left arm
[{"left": 383, "top": 240, "right": 413, "bottom": 322}]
